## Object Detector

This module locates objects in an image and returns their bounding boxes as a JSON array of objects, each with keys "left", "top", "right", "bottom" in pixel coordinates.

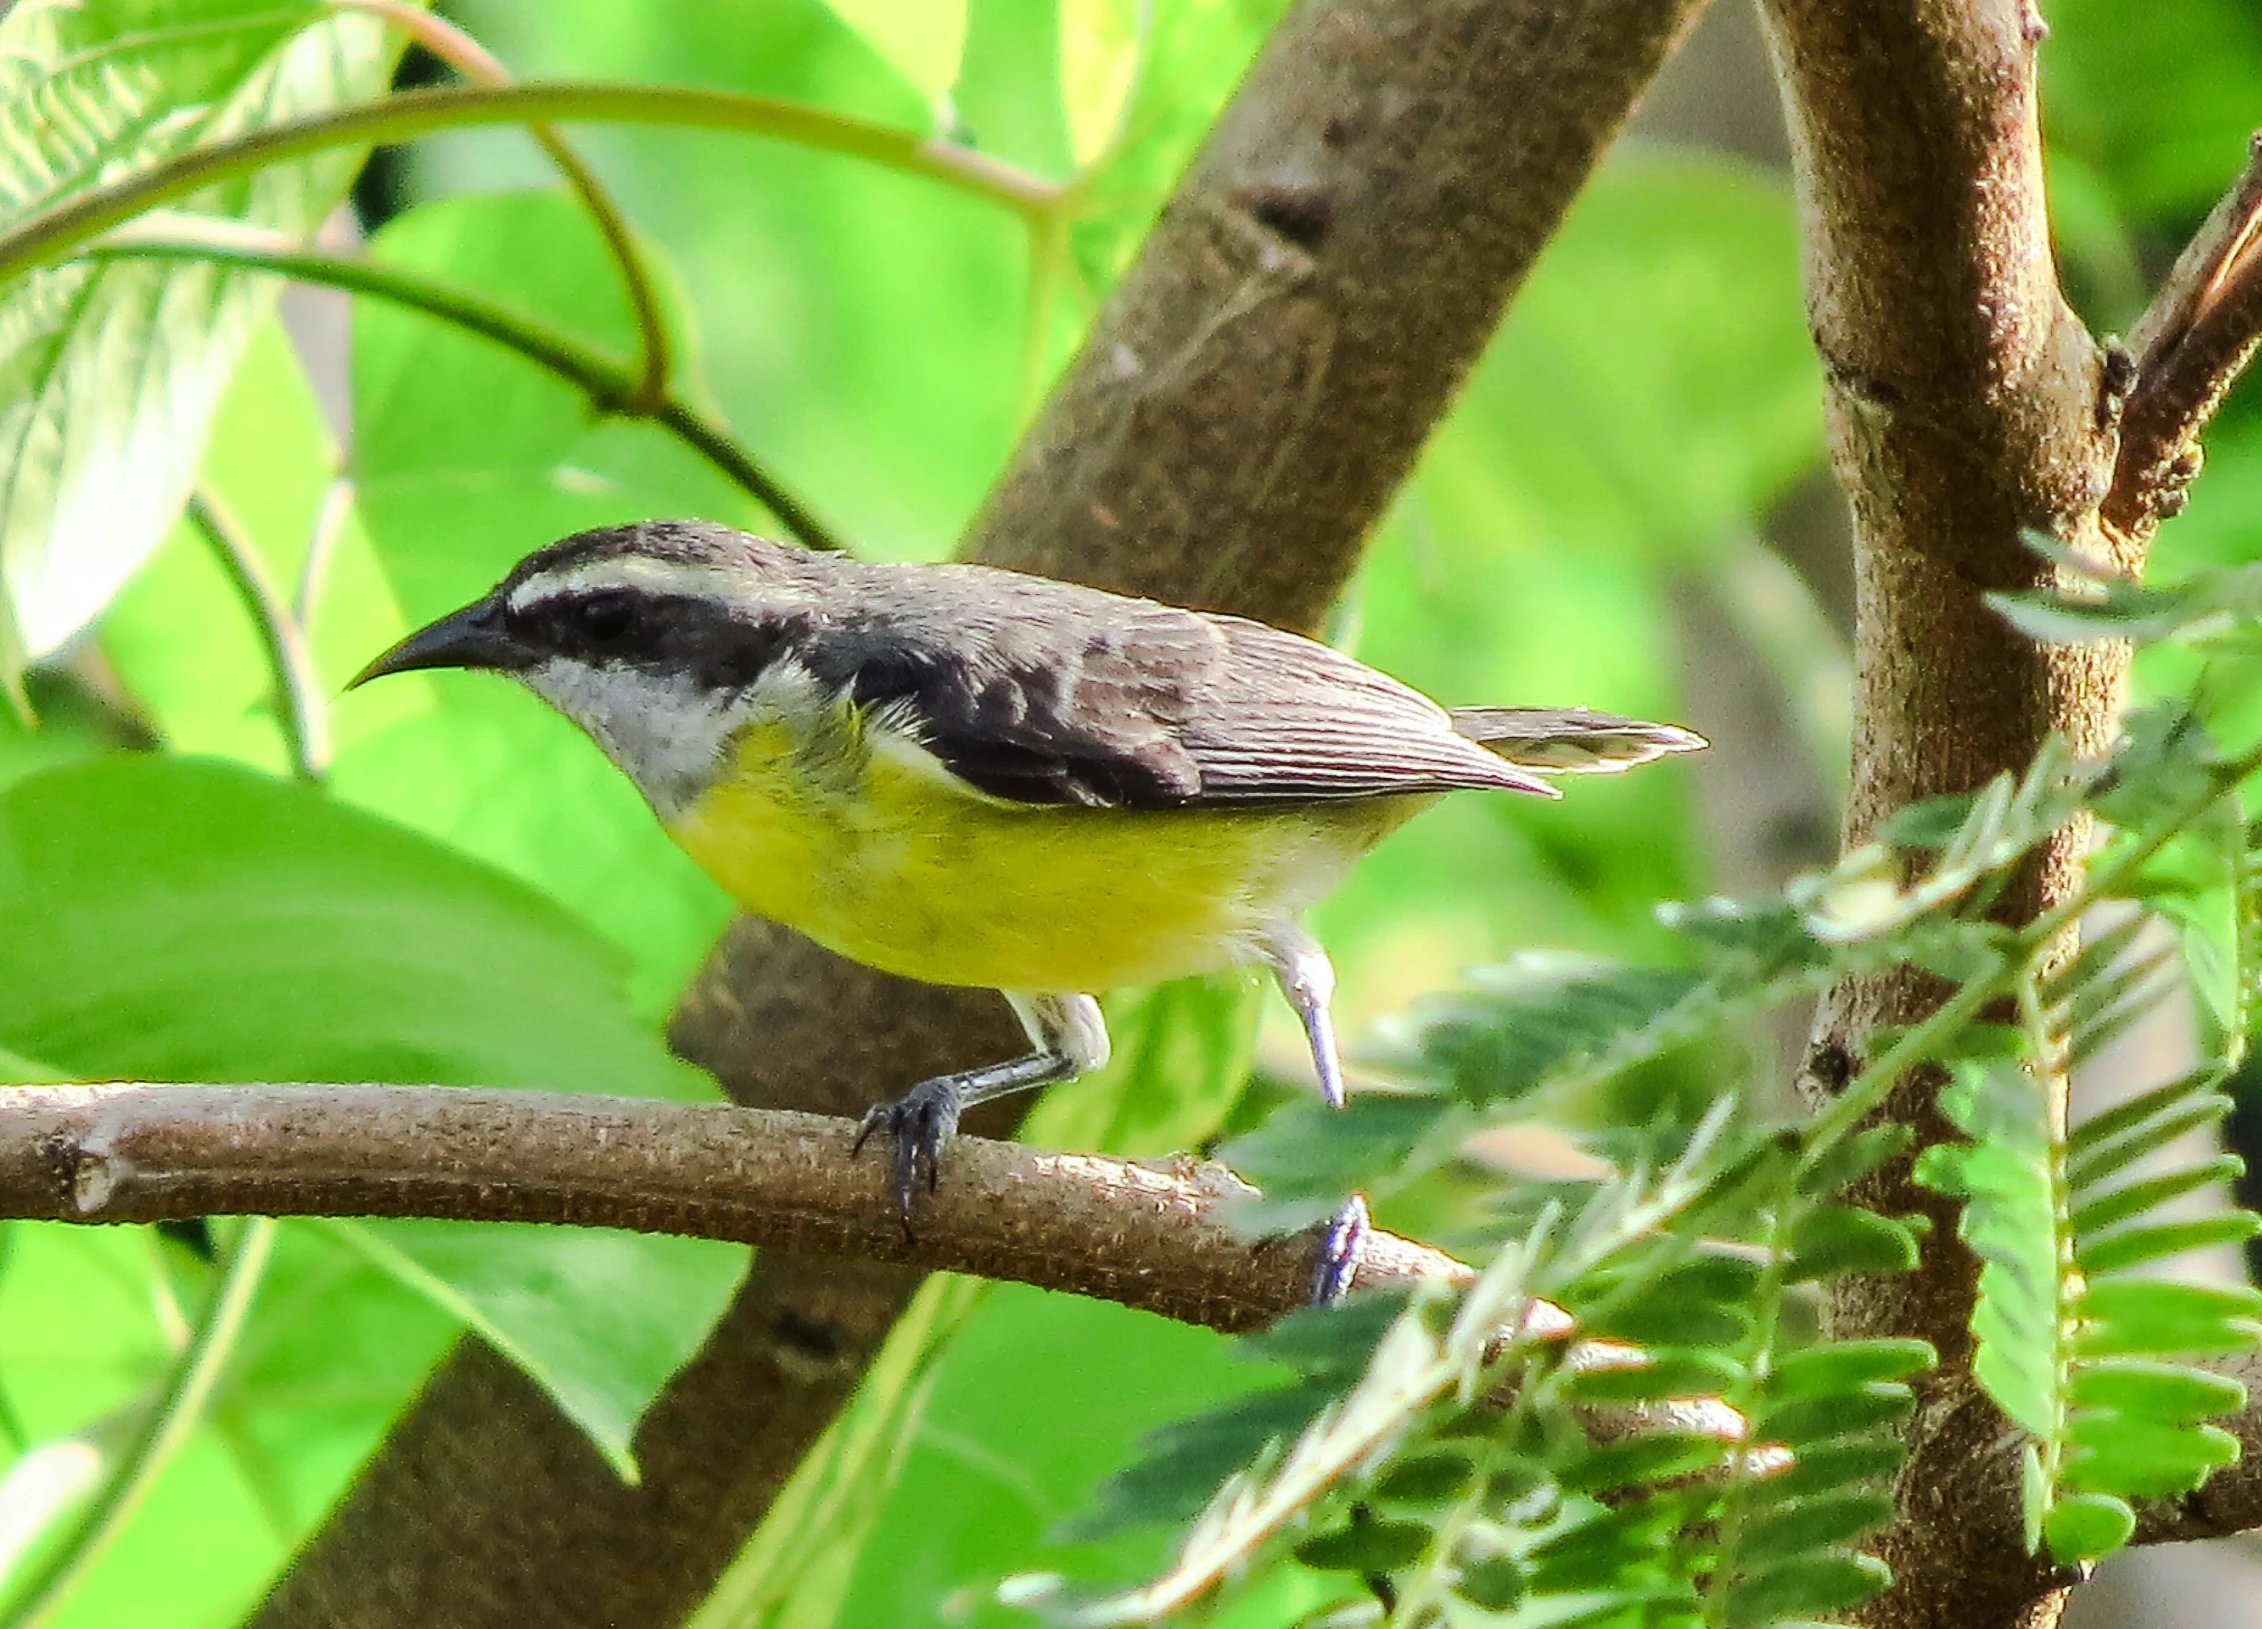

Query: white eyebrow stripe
[{"left": 505, "top": 557, "right": 759, "bottom": 612}]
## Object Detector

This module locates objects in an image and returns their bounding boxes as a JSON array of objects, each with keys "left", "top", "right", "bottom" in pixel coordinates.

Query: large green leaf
[
  {"left": 0, "top": 756, "right": 744, "bottom": 1477},
  {"left": 0, "top": 0, "right": 407, "bottom": 673}
]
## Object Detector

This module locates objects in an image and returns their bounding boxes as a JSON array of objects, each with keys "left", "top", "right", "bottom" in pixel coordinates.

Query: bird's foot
[
  {"left": 851, "top": 1074, "right": 966, "bottom": 1236},
  {"left": 1309, "top": 1193, "right": 1371, "bottom": 1305}
]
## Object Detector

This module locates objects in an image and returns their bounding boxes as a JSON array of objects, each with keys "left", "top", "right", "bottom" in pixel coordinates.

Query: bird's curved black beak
[{"left": 348, "top": 594, "right": 532, "bottom": 689}]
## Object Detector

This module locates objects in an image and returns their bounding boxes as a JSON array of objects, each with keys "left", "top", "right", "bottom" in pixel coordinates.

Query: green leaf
[
  {"left": 2042, "top": 1492, "right": 2136, "bottom": 1563},
  {"left": 1554, "top": 1431, "right": 1728, "bottom": 1495},
  {"left": 1724, "top": 1551, "right": 1891, "bottom": 1627},
  {"left": 1755, "top": 1387, "right": 1912, "bottom": 1447},
  {"left": 0, "top": 0, "right": 405, "bottom": 675},
  {"left": 817, "top": 1, "right": 966, "bottom": 112},
  {"left": 1783, "top": 1205, "right": 1922, "bottom": 1282},
  {"left": 1370, "top": 1451, "right": 1474, "bottom": 1507},
  {"left": 2068, "top": 1068, "right": 2225, "bottom": 1161},
  {"left": 2064, "top": 1418, "right": 2240, "bottom": 1497},
  {"left": 1559, "top": 1351, "right": 1745, "bottom": 1405},
  {"left": 2075, "top": 1213, "right": 2261, "bottom": 1275},
  {"left": 1764, "top": 1339, "right": 1936, "bottom": 1397},
  {"left": 1219, "top": 1094, "right": 1449, "bottom": 1225},
  {"left": 1745, "top": 1439, "right": 1906, "bottom": 1505},
  {"left": 1915, "top": 1057, "right": 2062, "bottom": 1439},
  {"left": 1420, "top": 957, "right": 1707, "bottom": 1106},
  {"left": 0, "top": 756, "right": 743, "bottom": 1470},
  {"left": 328, "top": 1220, "right": 745, "bottom": 1483},
  {"left": 1738, "top": 1490, "right": 1895, "bottom": 1559},
  {"left": 1291, "top": 1516, "right": 1432, "bottom": 1573},
  {"left": 2076, "top": 1280, "right": 2262, "bottom": 1357},
  {"left": 2068, "top": 1360, "right": 2245, "bottom": 1421},
  {"left": 0, "top": 755, "right": 712, "bottom": 1095}
]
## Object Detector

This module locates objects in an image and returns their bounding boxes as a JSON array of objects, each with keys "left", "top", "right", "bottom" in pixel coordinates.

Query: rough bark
[
  {"left": 1755, "top": 2, "right": 2118, "bottom": 1626},
  {"left": 250, "top": 0, "right": 1713, "bottom": 1623},
  {"left": 1, "top": 1082, "right": 1468, "bottom": 1328}
]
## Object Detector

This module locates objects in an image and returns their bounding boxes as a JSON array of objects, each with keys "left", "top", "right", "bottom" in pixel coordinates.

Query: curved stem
[
  {"left": 85, "top": 232, "right": 841, "bottom": 551},
  {"left": 0, "top": 1217, "right": 277, "bottom": 1629},
  {"left": 0, "top": 80, "right": 1060, "bottom": 287},
  {"left": 293, "top": 474, "right": 356, "bottom": 631},
  {"left": 188, "top": 487, "right": 332, "bottom": 783},
  {"left": 328, "top": 0, "right": 673, "bottom": 410}
]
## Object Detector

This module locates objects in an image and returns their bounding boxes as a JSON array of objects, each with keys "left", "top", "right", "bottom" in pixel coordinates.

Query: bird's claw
[
  {"left": 851, "top": 1076, "right": 964, "bottom": 1236},
  {"left": 1309, "top": 1194, "right": 1371, "bottom": 1306}
]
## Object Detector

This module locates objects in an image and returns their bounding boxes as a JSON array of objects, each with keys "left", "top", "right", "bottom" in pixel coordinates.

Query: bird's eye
[{"left": 575, "top": 592, "right": 636, "bottom": 643}]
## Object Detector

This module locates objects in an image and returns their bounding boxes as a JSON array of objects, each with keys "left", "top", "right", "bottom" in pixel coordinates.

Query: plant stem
[
  {"left": 328, "top": 0, "right": 674, "bottom": 411},
  {"left": 0, "top": 1217, "right": 277, "bottom": 1629},
  {"left": 0, "top": 80, "right": 1061, "bottom": 288},
  {"left": 293, "top": 474, "right": 356, "bottom": 631},
  {"left": 188, "top": 487, "right": 332, "bottom": 783},
  {"left": 86, "top": 233, "right": 840, "bottom": 551}
]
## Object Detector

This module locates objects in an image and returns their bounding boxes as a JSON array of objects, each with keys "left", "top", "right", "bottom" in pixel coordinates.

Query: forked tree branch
[
  {"left": 2103, "top": 132, "right": 2262, "bottom": 541},
  {"left": 0, "top": 1083, "right": 1464, "bottom": 1329}
]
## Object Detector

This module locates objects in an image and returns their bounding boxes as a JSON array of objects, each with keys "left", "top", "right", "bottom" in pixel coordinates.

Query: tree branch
[
  {"left": 2102, "top": 132, "right": 2262, "bottom": 541},
  {"left": 250, "top": 1, "right": 1714, "bottom": 1623},
  {"left": 0, "top": 1083, "right": 1464, "bottom": 1331},
  {"left": 1754, "top": 2, "right": 2121, "bottom": 1626}
]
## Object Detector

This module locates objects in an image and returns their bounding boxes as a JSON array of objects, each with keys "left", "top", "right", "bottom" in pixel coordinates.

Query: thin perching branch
[
  {"left": 0, "top": 1083, "right": 1465, "bottom": 1333},
  {"left": 2103, "top": 131, "right": 2262, "bottom": 540},
  {"left": 331, "top": 0, "right": 675, "bottom": 411}
]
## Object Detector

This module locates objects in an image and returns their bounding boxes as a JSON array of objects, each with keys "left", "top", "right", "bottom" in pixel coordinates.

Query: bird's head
[{"left": 351, "top": 519, "right": 830, "bottom": 813}]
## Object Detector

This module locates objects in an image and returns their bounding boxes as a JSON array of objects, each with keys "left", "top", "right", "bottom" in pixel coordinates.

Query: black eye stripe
[{"left": 575, "top": 590, "right": 636, "bottom": 641}]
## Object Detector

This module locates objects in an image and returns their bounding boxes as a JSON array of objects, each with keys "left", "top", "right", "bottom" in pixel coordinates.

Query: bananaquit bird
[{"left": 353, "top": 521, "right": 1702, "bottom": 1216}]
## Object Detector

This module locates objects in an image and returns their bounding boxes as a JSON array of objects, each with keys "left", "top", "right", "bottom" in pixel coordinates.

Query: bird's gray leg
[
  {"left": 1262, "top": 923, "right": 1370, "bottom": 1304},
  {"left": 1264, "top": 921, "right": 1345, "bottom": 1109},
  {"left": 853, "top": 991, "right": 1110, "bottom": 1231}
]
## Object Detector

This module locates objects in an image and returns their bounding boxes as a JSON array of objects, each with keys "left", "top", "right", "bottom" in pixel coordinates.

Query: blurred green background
[{"left": 0, "top": 0, "right": 2256, "bottom": 1625}]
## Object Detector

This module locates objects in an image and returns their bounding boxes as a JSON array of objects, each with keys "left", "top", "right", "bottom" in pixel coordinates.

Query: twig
[
  {"left": 186, "top": 488, "right": 332, "bottom": 782},
  {"left": 293, "top": 474, "right": 356, "bottom": 631},
  {"left": 90, "top": 232, "right": 838, "bottom": 550},
  {"left": 2103, "top": 133, "right": 2262, "bottom": 539},
  {"left": 0, "top": 1217, "right": 276, "bottom": 1629},
  {"left": 0, "top": 80, "right": 1061, "bottom": 288},
  {"left": 330, "top": 0, "right": 674, "bottom": 411},
  {"left": 0, "top": 1084, "right": 1464, "bottom": 1333}
]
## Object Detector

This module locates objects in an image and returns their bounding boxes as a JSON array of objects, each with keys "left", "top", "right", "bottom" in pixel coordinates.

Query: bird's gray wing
[{"left": 801, "top": 570, "right": 1554, "bottom": 809}]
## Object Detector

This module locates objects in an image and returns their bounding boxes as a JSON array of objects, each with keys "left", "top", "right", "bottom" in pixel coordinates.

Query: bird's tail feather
[{"left": 1448, "top": 707, "right": 1707, "bottom": 774}]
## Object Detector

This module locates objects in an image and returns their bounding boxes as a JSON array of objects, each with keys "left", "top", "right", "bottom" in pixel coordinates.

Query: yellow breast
[{"left": 665, "top": 717, "right": 1422, "bottom": 993}]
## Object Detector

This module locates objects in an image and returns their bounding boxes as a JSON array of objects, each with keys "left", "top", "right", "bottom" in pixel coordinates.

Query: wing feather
[{"left": 794, "top": 564, "right": 1633, "bottom": 809}]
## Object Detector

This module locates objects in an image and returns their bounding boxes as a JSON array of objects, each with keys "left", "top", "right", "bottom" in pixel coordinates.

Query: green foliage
[
  {"left": 0, "top": 756, "right": 746, "bottom": 1477},
  {"left": 0, "top": 0, "right": 409, "bottom": 684},
  {"left": 0, "top": 1, "right": 2256, "bottom": 1626}
]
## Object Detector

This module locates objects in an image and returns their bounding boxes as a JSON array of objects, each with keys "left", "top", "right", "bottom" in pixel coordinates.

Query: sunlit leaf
[{"left": 0, "top": 0, "right": 406, "bottom": 674}]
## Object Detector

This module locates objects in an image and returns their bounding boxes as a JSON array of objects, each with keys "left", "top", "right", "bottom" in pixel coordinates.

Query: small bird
[{"left": 353, "top": 521, "right": 1701, "bottom": 1219}]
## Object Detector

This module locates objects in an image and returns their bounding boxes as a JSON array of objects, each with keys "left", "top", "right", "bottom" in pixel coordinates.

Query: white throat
[{"left": 518, "top": 658, "right": 752, "bottom": 817}]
